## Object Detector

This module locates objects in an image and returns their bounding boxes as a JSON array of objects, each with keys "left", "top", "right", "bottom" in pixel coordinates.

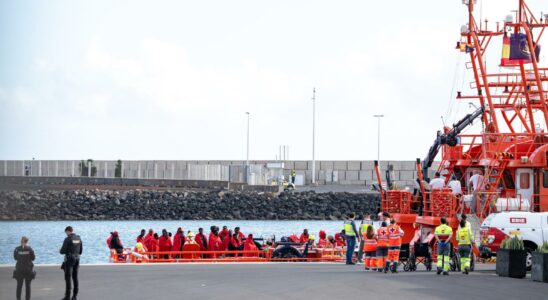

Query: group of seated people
[
  {"left": 107, "top": 226, "right": 262, "bottom": 259},
  {"left": 106, "top": 226, "right": 350, "bottom": 260}
]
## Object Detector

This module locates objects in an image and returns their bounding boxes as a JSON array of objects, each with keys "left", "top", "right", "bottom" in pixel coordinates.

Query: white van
[{"left": 479, "top": 212, "right": 548, "bottom": 268}]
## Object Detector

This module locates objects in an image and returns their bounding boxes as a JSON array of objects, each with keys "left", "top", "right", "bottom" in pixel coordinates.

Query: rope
[{"left": 444, "top": 52, "right": 463, "bottom": 123}]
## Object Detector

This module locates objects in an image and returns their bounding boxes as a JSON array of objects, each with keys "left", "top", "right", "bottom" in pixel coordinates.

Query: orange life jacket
[{"left": 377, "top": 227, "right": 390, "bottom": 247}]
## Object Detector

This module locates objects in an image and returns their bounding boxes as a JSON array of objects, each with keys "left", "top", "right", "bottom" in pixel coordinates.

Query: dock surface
[{"left": 1, "top": 263, "right": 545, "bottom": 300}]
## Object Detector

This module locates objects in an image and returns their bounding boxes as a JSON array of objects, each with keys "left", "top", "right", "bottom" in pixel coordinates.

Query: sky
[{"left": 0, "top": 0, "right": 547, "bottom": 161}]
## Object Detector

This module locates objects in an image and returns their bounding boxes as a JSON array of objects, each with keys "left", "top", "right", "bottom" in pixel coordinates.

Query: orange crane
[{"left": 374, "top": 0, "right": 548, "bottom": 268}]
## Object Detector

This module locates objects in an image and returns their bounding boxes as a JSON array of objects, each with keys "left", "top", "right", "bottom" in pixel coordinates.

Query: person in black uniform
[
  {"left": 13, "top": 236, "right": 35, "bottom": 300},
  {"left": 60, "top": 226, "right": 82, "bottom": 300}
]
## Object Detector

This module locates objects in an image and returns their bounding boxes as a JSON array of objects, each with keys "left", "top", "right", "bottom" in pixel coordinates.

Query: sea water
[{"left": 0, "top": 220, "right": 343, "bottom": 265}]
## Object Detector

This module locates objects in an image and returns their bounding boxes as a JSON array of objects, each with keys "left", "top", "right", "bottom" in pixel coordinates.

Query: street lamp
[
  {"left": 373, "top": 114, "right": 384, "bottom": 162},
  {"left": 246, "top": 112, "right": 250, "bottom": 183},
  {"left": 312, "top": 88, "right": 316, "bottom": 185}
]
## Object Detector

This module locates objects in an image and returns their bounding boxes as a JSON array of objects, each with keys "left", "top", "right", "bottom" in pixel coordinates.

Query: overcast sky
[{"left": 1, "top": 0, "right": 546, "bottom": 161}]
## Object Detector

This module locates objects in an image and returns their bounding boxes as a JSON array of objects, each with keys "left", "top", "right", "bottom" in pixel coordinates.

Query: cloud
[{"left": 81, "top": 39, "right": 299, "bottom": 115}]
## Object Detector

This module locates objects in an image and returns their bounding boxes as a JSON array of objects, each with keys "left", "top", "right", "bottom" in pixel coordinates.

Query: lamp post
[
  {"left": 373, "top": 114, "right": 384, "bottom": 162},
  {"left": 246, "top": 112, "right": 250, "bottom": 183},
  {"left": 312, "top": 88, "right": 316, "bottom": 185}
]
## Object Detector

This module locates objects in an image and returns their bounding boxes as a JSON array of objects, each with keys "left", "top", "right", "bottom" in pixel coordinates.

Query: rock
[{"left": 0, "top": 189, "right": 380, "bottom": 221}]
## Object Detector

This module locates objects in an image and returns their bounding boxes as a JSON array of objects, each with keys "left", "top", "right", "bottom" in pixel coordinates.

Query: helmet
[
  {"left": 309, "top": 235, "right": 316, "bottom": 241},
  {"left": 135, "top": 242, "right": 143, "bottom": 251},
  {"left": 187, "top": 231, "right": 195, "bottom": 238}
]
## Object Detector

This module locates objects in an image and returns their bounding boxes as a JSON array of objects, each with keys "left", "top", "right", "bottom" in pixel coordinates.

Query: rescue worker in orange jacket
[
  {"left": 362, "top": 225, "right": 377, "bottom": 271},
  {"left": 387, "top": 219, "right": 404, "bottom": 273},
  {"left": 376, "top": 222, "right": 389, "bottom": 272}
]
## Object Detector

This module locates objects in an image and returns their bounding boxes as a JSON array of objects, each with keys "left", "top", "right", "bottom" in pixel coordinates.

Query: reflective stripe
[
  {"left": 435, "top": 224, "right": 453, "bottom": 241},
  {"left": 17, "top": 251, "right": 30, "bottom": 255}
]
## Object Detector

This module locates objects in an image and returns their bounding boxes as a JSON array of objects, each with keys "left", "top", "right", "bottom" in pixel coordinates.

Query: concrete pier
[{"left": 0, "top": 263, "right": 545, "bottom": 300}]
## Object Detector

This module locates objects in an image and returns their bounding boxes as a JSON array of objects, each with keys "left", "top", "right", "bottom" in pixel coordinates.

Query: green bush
[
  {"left": 79, "top": 159, "right": 97, "bottom": 177},
  {"left": 115, "top": 160, "right": 122, "bottom": 178},
  {"left": 500, "top": 235, "right": 525, "bottom": 250},
  {"left": 535, "top": 242, "right": 548, "bottom": 253}
]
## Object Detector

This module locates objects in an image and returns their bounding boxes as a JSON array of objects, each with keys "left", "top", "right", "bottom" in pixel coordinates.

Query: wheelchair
[
  {"left": 450, "top": 245, "right": 476, "bottom": 272},
  {"left": 403, "top": 243, "right": 433, "bottom": 271}
]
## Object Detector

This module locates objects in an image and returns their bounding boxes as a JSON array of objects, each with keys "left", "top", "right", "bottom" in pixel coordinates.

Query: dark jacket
[
  {"left": 109, "top": 236, "right": 124, "bottom": 253},
  {"left": 14, "top": 245, "right": 35, "bottom": 277},
  {"left": 60, "top": 233, "right": 83, "bottom": 264}
]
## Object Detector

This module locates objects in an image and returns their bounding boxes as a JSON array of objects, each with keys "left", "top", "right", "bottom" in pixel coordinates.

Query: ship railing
[{"left": 114, "top": 248, "right": 347, "bottom": 263}]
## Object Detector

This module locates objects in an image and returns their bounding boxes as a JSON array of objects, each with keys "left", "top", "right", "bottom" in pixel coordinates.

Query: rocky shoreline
[{"left": 0, "top": 189, "right": 380, "bottom": 221}]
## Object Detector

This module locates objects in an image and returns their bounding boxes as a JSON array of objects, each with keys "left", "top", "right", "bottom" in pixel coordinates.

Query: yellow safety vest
[
  {"left": 344, "top": 221, "right": 356, "bottom": 236},
  {"left": 434, "top": 224, "right": 453, "bottom": 241},
  {"left": 457, "top": 227, "right": 473, "bottom": 245},
  {"left": 360, "top": 221, "right": 373, "bottom": 234}
]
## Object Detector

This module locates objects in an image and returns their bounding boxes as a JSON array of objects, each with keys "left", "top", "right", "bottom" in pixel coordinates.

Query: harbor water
[{"left": 0, "top": 220, "right": 343, "bottom": 265}]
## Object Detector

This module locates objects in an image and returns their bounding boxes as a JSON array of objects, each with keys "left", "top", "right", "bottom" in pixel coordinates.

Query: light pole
[
  {"left": 373, "top": 114, "right": 384, "bottom": 162},
  {"left": 312, "top": 88, "right": 316, "bottom": 185},
  {"left": 246, "top": 112, "right": 250, "bottom": 183}
]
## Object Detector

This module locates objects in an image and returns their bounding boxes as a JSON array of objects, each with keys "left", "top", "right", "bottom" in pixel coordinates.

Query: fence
[
  {"left": 0, "top": 160, "right": 277, "bottom": 185},
  {"left": 0, "top": 160, "right": 438, "bottom": 187}
]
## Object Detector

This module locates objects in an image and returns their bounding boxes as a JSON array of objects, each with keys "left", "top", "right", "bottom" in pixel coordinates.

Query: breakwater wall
[{"left": 0, "top": 189, "right": 380, "bottom": 221}]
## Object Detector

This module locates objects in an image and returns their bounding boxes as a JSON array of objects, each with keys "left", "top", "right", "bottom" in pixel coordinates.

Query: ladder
[{"left": 479, "top": 159, "right": 509, "bottom": 218}]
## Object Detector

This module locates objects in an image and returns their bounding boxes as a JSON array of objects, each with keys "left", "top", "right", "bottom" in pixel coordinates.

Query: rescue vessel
[
  {"left": 113, "top": 0, "right": 548, "bottom": 265},
  {"left": 375, "top": 0, "right": 548, "bottom": 270}
]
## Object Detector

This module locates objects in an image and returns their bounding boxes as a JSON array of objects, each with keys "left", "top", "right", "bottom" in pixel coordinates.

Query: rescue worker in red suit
[
  {"left": 288, "top": 234, "right": 299, "bottom": 243},
  {"left": 335, "top": 232, "right": 345, "bottom": 247},
  {"left": 221, "top": 230, "right": 233, "bottom": 252},
  {"left": 136, "top": 229, "right": 146, "bottom": 244},
  {"left": 234, "top": 227, "right": 245, "bottom": 240},
  {"left": 299, "top": 229, "right": 310, "bottom": 244},
  {"left": 158, "top": 229, "right": 172, "bottom": 259},
  {"left": 144, "top": 229, "right": 155, "bottom": 253},
  {"left": 326, "top": 235, "right": 336, "bottom": 248},
  {"left": 243, "top": 234, "right": 258, "bottom": 257},
  {"left": 172, "top": 227, "right": 185, "bottom": 258},
  {"left": 317, "top": 230, "right": 328, "bottom": 248},
  {"left": 195, "top": 228, "right": 208, "bottom": 257},
  {"left": 376, "top": 222, "right": 390, "bottom": 273},
  {"left": 208, "top": 226, "right": 222, "bottom": 258},
  {"left": 108, "top": 232, "right": 124, "bottom": 260},
  {"left": 387, "top": 219, "right": 404, "bottom": 273},
  {"left": 228, "top": 233, "right": 242, "bottom": 251},
  {"left": 219, "top": 226, "right": 229, "bottom": 241},
  {"left": 106, "top": 232, "right": 113, "bottom": 248},
  {"left": 149, "top": 233, "right": 160, "bottom": 258}
]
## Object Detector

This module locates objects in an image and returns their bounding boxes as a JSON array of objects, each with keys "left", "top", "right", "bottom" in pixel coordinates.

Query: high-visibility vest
[
  {"left": 376, "top": 227, "right": 390, "bottom": 247},
  {"left": 361, "top": 220, "right": 373, "bottom": 234},
  {"left": 435, "top": 224, "right": 453, "bottom": 241},
  {"left": 344, "top": 221, "right": 356, "bottom": 236},
  {"left": 457, "top": 227, "right": 473, "bottom": 245},
  {"left": 387, "top": 224, "right": 403, "bottom": 246}
]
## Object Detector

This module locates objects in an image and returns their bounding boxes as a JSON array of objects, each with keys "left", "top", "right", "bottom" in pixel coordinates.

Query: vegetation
[
  {"left": 79, "top": 159, "right": 97, "bottom": 177},
  {"left": 535, "top": 242, "right": 548, "bottom": 254},
  {"left": 500, "top": 235, "right": 525, "bottom": 251},
  {"left": 115, "top": 160, "right": 122, "bottom": 178}
]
